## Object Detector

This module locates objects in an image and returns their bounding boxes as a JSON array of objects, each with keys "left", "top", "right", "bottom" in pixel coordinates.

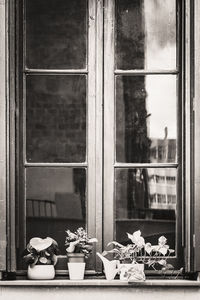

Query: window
[
  {"left": 14, "top": 0, "right": 190, "bottom": 273},
  {"left": 104, "top": 0, "right": 182, "bottom": 269},
  {"left": 1, "top": 0, "right": 200, "bottom": 277}
]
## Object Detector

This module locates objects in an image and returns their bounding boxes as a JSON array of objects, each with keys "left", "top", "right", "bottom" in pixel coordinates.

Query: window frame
[
  {"left": 15, "top": 0, "right": 103, "bottom": 273},
  {"left": 103, "top": 0, "right": 184, "bottom": 269},
  {"left": 1, "top": 0, "right": 199, "bottom": 278},
  {"left": 194, "top": 0, "right": 200, "bottom": 273}
]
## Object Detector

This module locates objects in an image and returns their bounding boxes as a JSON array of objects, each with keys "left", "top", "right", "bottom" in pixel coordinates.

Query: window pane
[
  {"left": 26, "top": 75, "right": 86, "bottom": 163},
  {"left": 25, "top": 0, "right": 87, "bottom": 69},
  {"left": 116, "top": 75, "right": 177, "bottom": 163},
  {"left": 115, "top": 168, "right": 176, "bottom": 250},
  {"left": 116, "top": 0, "right": 176, "bottom": 70},
  {"left": 26, "top": 167, "right": 86, "bottom": 255}
]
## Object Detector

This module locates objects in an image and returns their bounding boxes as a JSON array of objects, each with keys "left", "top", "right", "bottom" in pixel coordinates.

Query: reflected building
[
  {"left": 115, "top": 0, "right": 177, "bottom": 248},
  {"left": 148, "top": 134, "right": 177, "bottom": 210}
]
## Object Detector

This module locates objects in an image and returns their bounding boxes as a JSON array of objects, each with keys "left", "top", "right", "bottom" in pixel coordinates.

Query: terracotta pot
[
  {"left": 67, "top": 253, "right": 85, "bottom": 263},
  {"left": 27, "top": 265, "right": 55, "bottom": 280},
  {"left": 67, "top": 253, "right": 85, "bottom": 280}
]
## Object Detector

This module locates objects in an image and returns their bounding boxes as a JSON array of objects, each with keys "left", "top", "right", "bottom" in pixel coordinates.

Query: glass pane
[
  {"left": 26, "top": 167, "right": 86, "bottom": 255},
  {"left": 115, "top": 168, "right": 176, "bottom": 250},
  {"left": 26, "top": 75, "right": 86, "bottom": 163},
  {"left": 116, "top": 75, "right": 177, "bottom": 163},
  {"left": 116, "top": 0, "right": 176, "bottom": 70},
  {"left": 25, "top": 0, "right": 87, "bottom": 69}
]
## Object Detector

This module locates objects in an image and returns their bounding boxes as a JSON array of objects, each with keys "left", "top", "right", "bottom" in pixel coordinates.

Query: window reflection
[
  {"left": 116, "top": 75, "right": 177, "bottom": 163},
  {"left": 26, "top": 168, "right": 86, "bottom": 254},
  {"left": 115, "top": 168, "right": 176, "bottom": 249},
  {"left": 25, "top": 0, "right": 87, "bottom": 69},
  {"left": 26, "top": 75, "right": 86, "bottom": 163},
  {"left": 116, "top": 0, "right": 176, "bottom": 70}
]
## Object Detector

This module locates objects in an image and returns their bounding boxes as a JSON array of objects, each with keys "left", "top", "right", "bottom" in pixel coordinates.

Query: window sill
[{"left": 0, "top": 279, "right": 200, "bottom": 287}]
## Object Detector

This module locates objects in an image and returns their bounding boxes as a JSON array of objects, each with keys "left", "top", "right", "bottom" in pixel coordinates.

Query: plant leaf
[
  {"left": 107, "top": 241, "right": 124, "bottom": 248},
  {"left": 88, "top": 238, "right": 98, "bottom": 243},
  {"left": 30, "top": 256, "right": 39, "bottom": 268}
]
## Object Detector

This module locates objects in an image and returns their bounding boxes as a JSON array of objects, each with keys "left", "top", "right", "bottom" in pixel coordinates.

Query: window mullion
[
  {"left": 115, "top": 70, "right": 179, "bottom": 75},
  {"left": 115, "top": 163, "right": 179, "bottom": 168},
  {"left": 103, "top": 0, "right": 115, "bottom": 247},
  {"left": 94, "top": 0, "right": 104, "bottom": 271},
  {"left": 193, "top": 0, "right": 200, "bottom": 273},
  {"left": 184, "top": 0, "right": 193, "bottom": 273},
  {"left": 24, "top": 69, "right": 88, "bottom": 74},
  {"left": 87, "top": 0, "right": 103, "bottom": 272}
]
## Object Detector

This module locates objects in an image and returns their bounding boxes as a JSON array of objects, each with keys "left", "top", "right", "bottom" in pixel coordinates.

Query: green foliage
[
  {"left": 103, "top": 230, "right": 177, "bottom": 272},
  {"left": 22, "top": 237, "right": 59, "bottom": 267},
  {"left": 65, "top": 227, "right": 98, "bottom": 259}
]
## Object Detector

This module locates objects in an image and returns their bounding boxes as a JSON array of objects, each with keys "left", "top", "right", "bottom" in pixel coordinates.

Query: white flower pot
[
  {"left": 119, "top": 263, "right": 145, "bottom": 281},
  {"left": 27, "top": 265, "right": 55, "bottom": 280},
  {"left": 68, "top": 262, "right": 86, "bottom": 280}
]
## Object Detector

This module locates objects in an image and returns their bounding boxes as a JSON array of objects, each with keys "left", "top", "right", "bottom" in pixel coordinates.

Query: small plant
[
  {"left": 22, "top": 237, "right": 59, "bottom": 267},
  {"left": 103, "top": 230, "right": 175, "bottom": 271},
  {"left": 65, "top": 227, "right": 98, "bottom": 259}
]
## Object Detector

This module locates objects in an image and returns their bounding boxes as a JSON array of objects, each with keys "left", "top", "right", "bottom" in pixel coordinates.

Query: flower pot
[
  {"left": 67, "top": 253, "right": 85, "bottom": 263},
  {"left": 27, "top": 265, "right": 55, "bottom": 280},
  {"left": 119, "top": 263, "right": 145, "bottom": 281},
  {"left": 68, "top": 262, "right": 86, "bottom": 280},
  {"left": 67, "top": 253, "right": 85, "bottom": 280}
]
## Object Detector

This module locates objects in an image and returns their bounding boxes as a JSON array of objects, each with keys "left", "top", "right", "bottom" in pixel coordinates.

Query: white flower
[
  {"left": 158, "top": 236, "right": 167, "bottom": 246},
  {"left": 66, "top": 240, "right": 80, "bottom": 253},
  {"left": 144, "top": 242, "right": 152, "bottom": 255},
  {"left": 66, "top": 230, "right": 77, "bottom": 240},
  {"left": 158, "top": 245, "right": 169, "bottom": 255}
]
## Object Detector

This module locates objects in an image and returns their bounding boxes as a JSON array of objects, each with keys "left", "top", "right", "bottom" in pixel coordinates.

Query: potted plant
[
  {"left": 102, "top": 230, "right": 175, "bottom": 281},
  {"left": 22, "top": 237, "right": 59, "bottom": 280},
  {"left": 65, "top": 227, "right": 98, "bottom": 280}
]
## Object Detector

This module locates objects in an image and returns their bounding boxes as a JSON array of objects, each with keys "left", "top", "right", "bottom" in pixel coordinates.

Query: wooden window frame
[
  {"left": 1, "top": 0, "right": 200, "bottom": 278},
  {"left": 104, "top": 0, "right": 184, "bottom": 264},
  {"left": 14, "top": 0, "right": 104, "bottom": 274}
]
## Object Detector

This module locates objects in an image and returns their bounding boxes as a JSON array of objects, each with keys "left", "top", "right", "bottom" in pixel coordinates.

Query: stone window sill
[{"left": 0, "top": 279, "right": 200, "bottom": 287}]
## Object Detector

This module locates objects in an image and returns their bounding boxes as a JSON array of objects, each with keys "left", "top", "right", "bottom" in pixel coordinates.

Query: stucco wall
[
  {"left": 1, "top": 286, "right": 200, "bottom": 300},
  {"left": 1, "top": 2, "right": 200, "bottom": 299}
]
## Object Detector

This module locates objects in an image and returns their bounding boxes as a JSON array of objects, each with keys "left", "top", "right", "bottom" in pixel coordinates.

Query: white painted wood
[
  {"left": 87, "top": 0, "right": 99, "bottom": 268},
  {"left": 25, "top": 163, "right": 88, "bottom": 167},
  {"left": 25, "top": 69, "right": 88, "bottom": 74},
  {"left": 7, "top": 0, "right": 17, "bottom": 272},
  {"left": 115, "top": 163, "right": 178, "bottom": 168},
  {"left": 95, "top": 0, "right": 103, "bottom": 271},
  {"left": 104, "top": 0, "right": 115, "bottom": 246},
  {"left": 185, "top": 0, "right": 192, "bottom": 273},
  {"left": 115, "top": 70, "right": 178, "bottom": 75}
]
